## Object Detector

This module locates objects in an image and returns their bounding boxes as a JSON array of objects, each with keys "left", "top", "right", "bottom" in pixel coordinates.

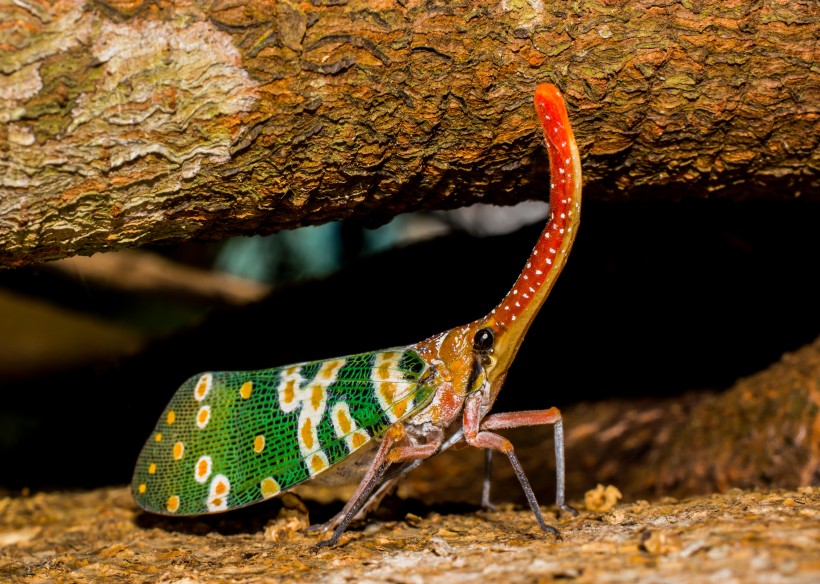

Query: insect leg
[
  {"left": 390, "top": 428, "right": 496, "bottom": 510},
  {"left": 479, "top": 408, "right": 578, "bottom": 516},
  {"left": 462, "top": 396, "right": 559, "bottom": 536},
  {"left": 336, "top": 440, "right": 440, "bottom": 525},
  {"left": 313, "top": 425, "right": 404, "bottom": 547},
  {"left": 314, "top": 463, "right": 391, "bottom": 548},
  {"left": 481, "top": 449, "right": 497, "bottom": 511},
  {"left": 351, "top": 475, "right": 402, "bottom": 519},
  {"left": 309, "top": 475, "right": 403, "bottom": 533},
  {"left": 314, "top": 425, "right": 440, "bottom": 547},
  {"left": 428, "top": 429, "right": 496, "bottom": 510}
]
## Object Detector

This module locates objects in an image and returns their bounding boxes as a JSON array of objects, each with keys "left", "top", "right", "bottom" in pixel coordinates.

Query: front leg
[
  {"left": 309, "top": 475, "right": 403, "bottom": 534},
  {"left": 314, "top": 424, "right": 441, "bottom": 548},
  {"left": 480, "top": 408, "right": 578, "bottom": 516},
  {"left": 462, "top": 395, "right": 559, "bottom": 536}
]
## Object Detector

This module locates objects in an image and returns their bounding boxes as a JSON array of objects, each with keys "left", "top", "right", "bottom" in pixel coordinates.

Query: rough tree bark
[{"left": 1, "top": 0, "right": 817, "bottom": 267}]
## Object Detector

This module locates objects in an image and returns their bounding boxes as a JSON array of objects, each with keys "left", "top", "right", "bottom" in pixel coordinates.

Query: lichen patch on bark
[
  {"left": 1, "top": 6, "right": 260, "bottom": 262},
  {"left": 0, "top": 63, "right": 42, "bottom": 101}
]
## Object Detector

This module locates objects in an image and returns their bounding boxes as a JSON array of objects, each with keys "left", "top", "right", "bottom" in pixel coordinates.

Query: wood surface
[{"left": 1, "top": 0, "right": 817, "bottom": 267}]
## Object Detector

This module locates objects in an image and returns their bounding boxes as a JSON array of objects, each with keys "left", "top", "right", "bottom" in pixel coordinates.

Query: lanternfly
[{"left": 133, "top": 84, "right": 583, "bottom": 547}]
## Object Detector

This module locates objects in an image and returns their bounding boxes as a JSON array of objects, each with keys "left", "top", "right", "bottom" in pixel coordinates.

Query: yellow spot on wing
[
  {"left": 337, "top": 409, "right": 352, "bottom": 434},
  {"left": 173, "top": 442, "right": 184, "bottom": 460},
  {"left": 148, "top": 463, "right": 157, "bottom": 474},
  {"left": 261, "top": 477, "right": 280, "bottom": 498},
  {"left": 379, "top": 382, "right": 396, "bottom": 402},
  {"left": 374, "top": 352, "right": 402, "bottom": 382},
  {"left": 196, "top": 406, "right": 211, "bottom": 429},
  {"left": 310, "top": 454, "right": 327, "bottom": 473},
  {"left": 166, "top": 411, "right": 176, "bottom": 425},
  {"left": 195, "top": 455, "right": 212, "bottom": 483},
  {"left": 194, "top": 373, "right": 212, "bottom": 401},
  {"left": 283, "top": 380, "right": 296, "bottom": 403},
  {"left": 351, "top": 431, "right": 367, "bottom": 449},
  {"left": 301, "top": 418, "right": 314, "bottom": 450},
  {"left": 253, "top": 435, "right": 265, "bottom": 453},
  {"left": 240, "top": 381, "right": 253, "bottom": 399},
  {"left": 207, "top": 475, "right": 230, "bottom": 511},
  {"left": 166, "top": 495, "right": 180, "bottom": 513},
  {"left": 138, "top": 483, "right": 146, "bottom": 494},
  {"left": 392, "top": 397, "right": 412, "bottom": 419},
  {"left": 154, "top": 433, "right": 162, "bottom": 443},
  {"left": 310, "top": 385, "right": 325, "bottom": 410},
  {"left": 319, "top": 359, "right": 345, "bottom": 379}
]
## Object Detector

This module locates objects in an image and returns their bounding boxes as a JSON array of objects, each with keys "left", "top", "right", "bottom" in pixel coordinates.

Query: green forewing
[{"left": 132, "top": 348, "right": 433, "bottom": 515}]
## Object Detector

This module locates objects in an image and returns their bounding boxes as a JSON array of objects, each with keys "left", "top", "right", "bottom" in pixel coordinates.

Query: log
[
  {"left": 2, "top": 486, "right": 819, "bottom": 581},
  {"left": 1, "top": 0, "right": 817, "bottom": 267}
]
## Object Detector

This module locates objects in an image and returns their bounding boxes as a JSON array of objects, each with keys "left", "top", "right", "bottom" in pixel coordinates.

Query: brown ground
[{"left": 1, "top": 485, "right": 818, "bottom": 583}]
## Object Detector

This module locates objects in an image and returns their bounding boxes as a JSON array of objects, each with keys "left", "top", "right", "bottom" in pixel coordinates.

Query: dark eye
[{"left": 474, "top": 328, "right": 494, "bottom": 352}]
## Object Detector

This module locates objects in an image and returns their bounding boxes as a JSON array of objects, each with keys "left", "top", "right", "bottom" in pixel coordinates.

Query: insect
[{"left": 132, "top": 83, "right": 582, "bottom": 547}]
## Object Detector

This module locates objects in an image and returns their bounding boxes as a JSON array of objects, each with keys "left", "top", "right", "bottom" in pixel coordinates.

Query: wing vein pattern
[{"left": 132, "top": 348, "right": 432, "bottom": 515}]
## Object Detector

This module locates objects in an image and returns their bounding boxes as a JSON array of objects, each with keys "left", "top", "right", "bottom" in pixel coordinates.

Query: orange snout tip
[
  {"left": 534, "top": 84, "right": 572, "bottom": 149},
  {"left": 534, "top": 84, "right": 567, "bottom": 117},
  {"left": 534, "top": 83, "right": 561, "bottom": 102}
]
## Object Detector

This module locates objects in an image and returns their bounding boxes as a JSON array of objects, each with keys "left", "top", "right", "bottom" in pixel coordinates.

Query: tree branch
[{"left": 1, "top": 0, "right": 817, "bottom": 267}]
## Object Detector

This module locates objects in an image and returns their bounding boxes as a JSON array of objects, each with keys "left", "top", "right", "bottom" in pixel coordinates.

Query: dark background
[{"left": 0, "top": 199, "right": 818, "bottom": 493}]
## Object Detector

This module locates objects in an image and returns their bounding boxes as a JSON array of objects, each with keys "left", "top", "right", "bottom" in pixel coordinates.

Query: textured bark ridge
[{"left": 1, "top": 0, "right": 817, "bottom": 267}]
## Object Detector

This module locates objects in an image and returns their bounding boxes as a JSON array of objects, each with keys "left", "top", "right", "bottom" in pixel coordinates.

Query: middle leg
[
  {"left": 479, "top": 407, "right": 578, "bottom": 515},
  {"left": 462, "top": 396, "right": 559, "bottom": 535}
]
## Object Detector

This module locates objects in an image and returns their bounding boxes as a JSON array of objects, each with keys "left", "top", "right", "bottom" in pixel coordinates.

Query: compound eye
[{"left": 474, "top": 328, "right": 494, "bottom": 352}]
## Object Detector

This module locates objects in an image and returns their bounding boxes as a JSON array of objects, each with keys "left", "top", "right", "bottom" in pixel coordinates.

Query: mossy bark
[{"left": 1, "top": 0, "right": 817, "bottom": 267}]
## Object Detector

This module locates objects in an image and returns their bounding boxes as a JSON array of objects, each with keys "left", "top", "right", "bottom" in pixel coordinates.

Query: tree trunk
[{"left": 1, "top": 0, "right": 817, "bottom": 267}]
